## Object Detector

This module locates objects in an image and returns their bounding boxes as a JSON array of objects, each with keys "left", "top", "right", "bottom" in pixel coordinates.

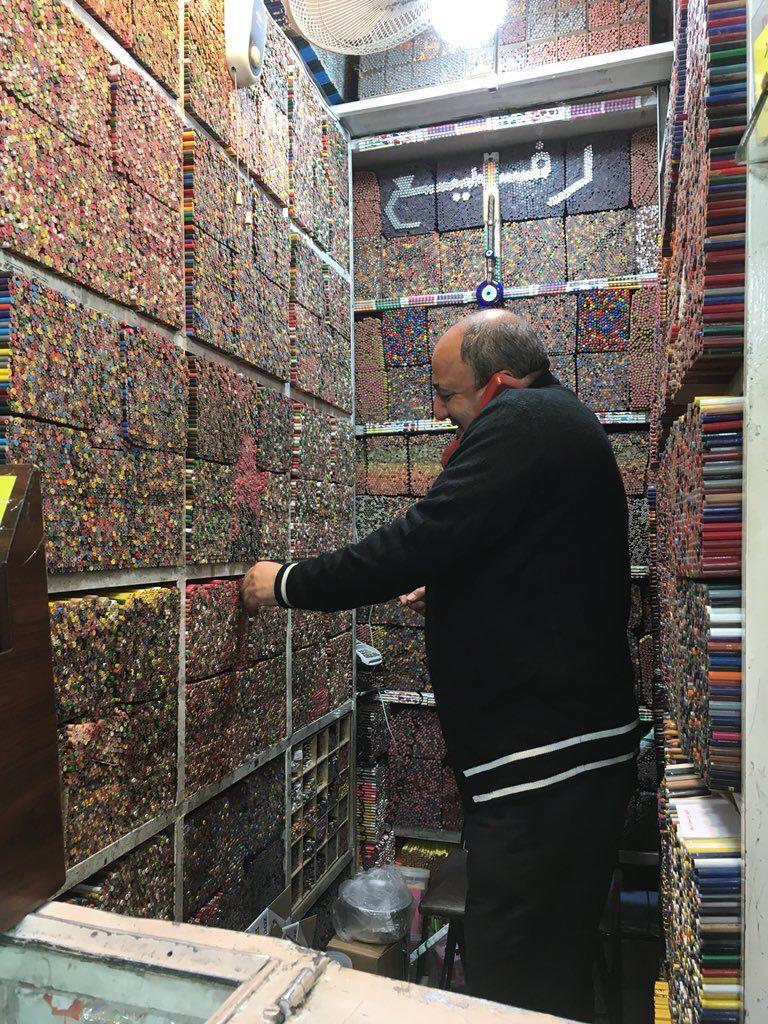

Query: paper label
[{"left": 0, "top": 476, "right": 16, "bottom": 527}]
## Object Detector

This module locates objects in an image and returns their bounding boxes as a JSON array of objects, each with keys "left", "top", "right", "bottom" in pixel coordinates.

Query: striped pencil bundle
[
  {"left": 664, "top": 0, "right": 747, "bottom": 397},
  {"left": 439, "top": 228, "right": 486, "bottom": 293},
  {"left": 255, "top": 470, "right": 291, "bottom": 561},
  {"left": 183, "top": 0, "right": 233, "bottom": 146},
  {"left": 121, "top": 325, "right": 187, "bottom": 453},
  {"left": 635, "top": 204, "right": 660, "bottom": 274},
  {"left": 291, "top": 234, "right": 327, "bottom": 318},
  {"left": 183, "top": 130, "right": 291, "bottom": 374},
  {"left": 381, "top": 233, "right": 443, "bottom": 297},
  {"left": 1, "top": 416, "right": 184, "bottom": 572},
  {"left": 356, "top": 494, "right": 412, "bottom": 539},
  {"left": 658, "top": 397, "right": 742, "bottom": 579},
  {"left": 330, "top": 418, "right": 355, "bottom": 486},
  {"left": 290, "top": 623, "right": 351, "bottom": 723},
  {"left": 661, "top": 575, "right": 742, "bottom": 791},
  {"left": 185, "top": 129, "right": 249, "bottom": 252},
  {"left": 50, "top": 587, "right": 179, "bottom": 725},
  {"left": 654, "top": 980, "right": 672, "bottom": 1023},
  {"left": 386, "top": 706, "right": 462, "bottom": 831},
  {"left": 0, "top": 273, "right": 122, "bottom": 441},
  {"left": 64, "top": 834, "right": 174, "bottom": 921},
  {"left": 255, "top": 387, "right": 293, "bottom": 473},
  {"left": 662, "top": 794, "right": 742, "bottom": 1024},
  {"left": 252, "top": 184, "right": 291, "bottom": 291},
  {"left": 629, "top": 285, "right": 658, "bottom": 411},
  {"left": 354, "top": 237, "right": 383, "bottom": 300},
  {"left": 628, "top": 497, "right": 650, "bottom": 566},
  {"left": 185, "top": 579, "right": 241, "bottom": 681},
  {"left": 388, "top": 365, "right": 434, "bottom": 421},
  {"left": 371, "top": 625, "right": 430, "bottom": 691},
  {"left": 353, "top": 172, "right": 381, "bottom": 237},
  {"left": 108, "top": 64, "right": 180, "bottom": 211},
  {"left": 238, "top": 605, "right": 289, "bottom": 666},
  {"left": 254, "top": 84, "right": 291, "bottom": 205},
  {"left": 363, "top": 435, "right": 409, "bottom": 495},
  {"left": 183, "top": 761, "right": 285, "bottom": 929},
  {"left": 234, "top": 656, "right": 287, "bottom": 764},
  {"left": 610, "top": 431, "right": 649, "bottom": 497},
  {"left": 326, "top": 117, "right": 350, "bottom": 269},
  {"left": 506, "top": 294, "right": 578, "bottom": 353},
  {"left": 187, "top": 354, "right": 250, "bottom": 464},
  {"left": 576, "top": 352, "right": 630, "bottom": 411},
  {"left": 369, "top": 596, "right": 424, "bottom": 629},
  {"left": 577, "top": 288, "right": 631, "bottom": 351},
  {"left": 408, "top": 433, "right": 444, "bottom": 496},
  {"left": 59, "top": 696, "right": 177, "bottom": 864},
  {"left": 565, "top": 209, "right": 637, "bottom": 280},
  {"left": 185, "top": 458, "right": 235, "bottom": 564},
  {"left": 292, "top": 643, "right": 330, "bottom": 730},
  {"left": 327, "top": 632, "right": 354, "bottom": 708},
  {"left": 502, "top": 218, "right": 567, "bottom": 285},
  {"left": 290, "top": 303, "right": 327, "bottom": 399},
  {"left": 357, "top": 760, "right": 390, "bottom": 868},
  {"left": 292, "top": 608, "right": 325, "bottom": 650},
  {"left": 357, "top": 701, "right": 390, "bottom": 763},
  {"left": 289, "top": 73, "right": 327, "bottom": 241},
  {"left": 627, "top": 579, "right": 655, "bottom": 705},
  {"left": 291, "top": 402, "right": 336, "bottom": 481}
]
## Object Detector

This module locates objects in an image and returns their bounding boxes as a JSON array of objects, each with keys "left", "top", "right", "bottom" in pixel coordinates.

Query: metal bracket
[{"left": 262, "top": 961, "right": 326, "bottom": 1022}]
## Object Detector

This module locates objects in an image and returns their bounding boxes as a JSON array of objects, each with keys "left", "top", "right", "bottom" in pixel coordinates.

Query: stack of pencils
[
  {"left": 665, "top": 0, "right": 746, "bottom": 397},
  {"left": 662, "top": 793, "right": 742, "bottom": 1024},
  {"left": 659, "top": 397, "right": 742, "bottom": 579}
]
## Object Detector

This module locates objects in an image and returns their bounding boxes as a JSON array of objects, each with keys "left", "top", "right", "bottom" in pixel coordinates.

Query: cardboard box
[{"left": 327, "top": 935, "right": 406, "bottom": 980}]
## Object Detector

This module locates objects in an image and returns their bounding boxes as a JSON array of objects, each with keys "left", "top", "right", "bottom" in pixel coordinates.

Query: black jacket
[{"left": 275, "top": 373, "right": 639, "bottom": 808}]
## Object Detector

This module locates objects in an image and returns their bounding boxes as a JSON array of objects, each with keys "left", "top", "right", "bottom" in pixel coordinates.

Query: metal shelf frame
[
  {"left": 743, "top": 0, "right": 768, "bottom": 1013},
  {"left": 354, "top": 273, "right": 660, "bottom": 314},
  {"left": 22, "top": 0, "right": 359, "bottom": 933},
  {"left": 335, "top": 43, "right": 675, "bottom": 139},
  {"left": 351, "top": 93, "right": 659, "bottom": 168}
]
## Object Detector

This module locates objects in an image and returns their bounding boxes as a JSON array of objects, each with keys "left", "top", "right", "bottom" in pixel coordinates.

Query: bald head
[{"left": 431, "top": 308, "right": 549, "bottom": 429}]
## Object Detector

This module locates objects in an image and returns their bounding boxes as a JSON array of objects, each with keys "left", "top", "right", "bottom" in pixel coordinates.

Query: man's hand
[
  {"left": 242, "top": 562, "right": 282, "bottom": 612},
  {"left": 398, "top": 586, "right": 426, "bottom": 616}
]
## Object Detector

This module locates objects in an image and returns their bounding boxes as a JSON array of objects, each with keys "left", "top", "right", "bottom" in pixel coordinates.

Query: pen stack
[
  {"left": 65, "top": 834, "right": 175, "bottom": 920},
  {"left": 662, "top": 795, "right": 742, "bottom": 1024},
  {"left": 183, "top": 761, "right": 286, "bottom": 930},
  {"left": 664, "top": 0, "right": 747, "bottom": 399}
]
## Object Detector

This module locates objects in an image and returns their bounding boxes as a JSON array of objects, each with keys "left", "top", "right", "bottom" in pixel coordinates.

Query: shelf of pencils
[
  {"left": 663, "top": 0, "right": 746, "bottom": 403},
  {"left": 354, "top": 273, "right": 660, "bottom": 313},
  {"left": 660, "top": 790, "right": 742, "bottom": 1024},
  {"left": 660, "top": 580, "right": 742, "bottom": 791},
  {"left": 658, "top": 397, "right": 742, "bottom": 580}
]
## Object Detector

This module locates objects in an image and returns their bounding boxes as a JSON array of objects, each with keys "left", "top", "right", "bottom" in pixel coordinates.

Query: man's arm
[{"left": 248, "top": 397, "right": 539, "bottom": 612}]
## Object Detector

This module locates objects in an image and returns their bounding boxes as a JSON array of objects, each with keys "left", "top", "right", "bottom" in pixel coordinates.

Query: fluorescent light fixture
[{"left": 430, "top": 0, "right": 505, "bottom": 48}]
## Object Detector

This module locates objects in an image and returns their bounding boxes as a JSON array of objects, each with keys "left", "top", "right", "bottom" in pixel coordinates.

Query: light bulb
[{"left": 430, "top": 0, "right": 505, "bottom": 48}]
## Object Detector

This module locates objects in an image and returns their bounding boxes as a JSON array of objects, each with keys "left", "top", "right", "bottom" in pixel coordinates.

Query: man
[{"left": 243, "top": 308, "right": 638, "bottom": 1022}]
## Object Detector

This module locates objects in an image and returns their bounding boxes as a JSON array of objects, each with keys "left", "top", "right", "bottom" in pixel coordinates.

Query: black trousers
[{"left": 463, "top": 762, "right": 635, "bottom": 1022}]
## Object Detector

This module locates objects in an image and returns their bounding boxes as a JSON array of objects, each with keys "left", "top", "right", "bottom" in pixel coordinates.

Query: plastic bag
[{"left": 332, "top": 866, "right": 414, "bottom": 944}]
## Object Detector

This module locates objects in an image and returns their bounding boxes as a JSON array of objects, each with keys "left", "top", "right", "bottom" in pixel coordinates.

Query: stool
[
  {"left": 596, "top": 868, "right": 624, "bottom": 1024},
  {"left": 417, "top": 852, "right": 624, "bottom": 1010},
  {"left": 417, "top": 848, "right": 467, "bottom": 990}
]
